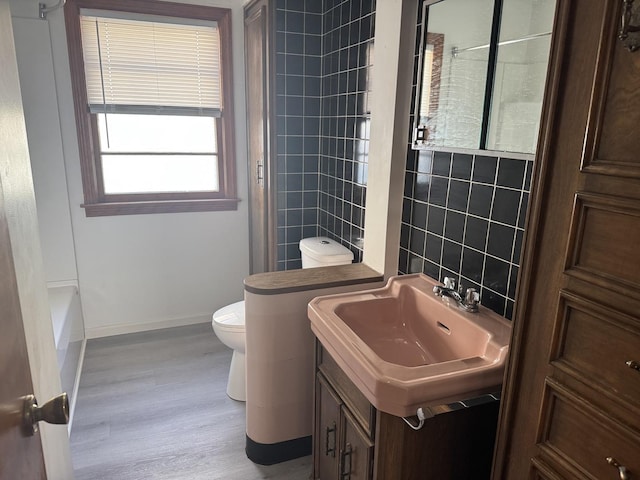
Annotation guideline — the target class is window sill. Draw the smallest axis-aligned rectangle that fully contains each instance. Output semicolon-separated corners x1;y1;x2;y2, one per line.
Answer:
82;198;240;216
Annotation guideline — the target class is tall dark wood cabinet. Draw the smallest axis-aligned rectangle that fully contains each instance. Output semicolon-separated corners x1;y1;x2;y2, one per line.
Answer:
244;0;276;274
493;1;640;478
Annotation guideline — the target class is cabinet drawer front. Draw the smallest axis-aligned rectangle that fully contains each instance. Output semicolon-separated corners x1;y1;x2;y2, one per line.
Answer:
539;381;640;480
552;292;640;413
317;343;375;436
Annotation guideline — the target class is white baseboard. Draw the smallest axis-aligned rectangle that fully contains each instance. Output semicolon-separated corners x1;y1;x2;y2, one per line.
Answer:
84;314;211;339
67;338;86;435
46;279;79;289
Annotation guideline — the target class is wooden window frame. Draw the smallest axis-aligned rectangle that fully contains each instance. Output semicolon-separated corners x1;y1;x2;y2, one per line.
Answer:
65;0;238;216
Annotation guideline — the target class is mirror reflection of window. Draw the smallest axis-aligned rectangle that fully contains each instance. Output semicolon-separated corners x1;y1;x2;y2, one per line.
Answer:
419;45;434;124
417;33;444;141
418;0;494;149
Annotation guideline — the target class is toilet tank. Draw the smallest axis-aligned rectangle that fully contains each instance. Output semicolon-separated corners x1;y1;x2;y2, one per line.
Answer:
299;237;354;268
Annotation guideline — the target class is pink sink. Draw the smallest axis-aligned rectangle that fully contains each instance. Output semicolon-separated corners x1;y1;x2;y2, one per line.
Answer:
308;274;512;417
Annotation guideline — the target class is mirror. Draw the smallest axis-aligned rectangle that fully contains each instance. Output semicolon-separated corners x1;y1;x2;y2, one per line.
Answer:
413;0;556;154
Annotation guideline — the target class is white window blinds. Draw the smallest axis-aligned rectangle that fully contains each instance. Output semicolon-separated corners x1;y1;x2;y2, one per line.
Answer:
80;13;222;116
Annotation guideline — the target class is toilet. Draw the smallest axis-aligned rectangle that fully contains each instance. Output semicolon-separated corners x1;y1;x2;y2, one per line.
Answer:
211;300;246;401
212;237;354;401
298;236;355;268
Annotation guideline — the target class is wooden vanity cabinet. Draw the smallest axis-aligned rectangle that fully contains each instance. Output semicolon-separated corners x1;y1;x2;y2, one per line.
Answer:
316;375;374;479
313;342;500;480
316;375;342;478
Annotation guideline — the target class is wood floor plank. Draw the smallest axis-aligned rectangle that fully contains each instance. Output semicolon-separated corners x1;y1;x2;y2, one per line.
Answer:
70;323;312;479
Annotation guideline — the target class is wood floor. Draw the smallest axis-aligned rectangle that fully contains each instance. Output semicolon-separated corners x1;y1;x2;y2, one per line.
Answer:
70;323;312;479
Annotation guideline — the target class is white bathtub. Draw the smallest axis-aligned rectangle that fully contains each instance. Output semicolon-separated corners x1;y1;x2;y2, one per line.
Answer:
47;284;85;431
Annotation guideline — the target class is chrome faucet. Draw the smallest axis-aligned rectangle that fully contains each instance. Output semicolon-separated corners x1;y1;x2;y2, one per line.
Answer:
433;277;480;313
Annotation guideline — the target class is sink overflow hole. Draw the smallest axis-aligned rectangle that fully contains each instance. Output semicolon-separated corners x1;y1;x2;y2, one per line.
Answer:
437;321;451;334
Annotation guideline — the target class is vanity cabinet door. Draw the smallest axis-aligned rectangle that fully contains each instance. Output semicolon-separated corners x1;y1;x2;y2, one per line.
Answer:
315;375;342;480
339;407;373;480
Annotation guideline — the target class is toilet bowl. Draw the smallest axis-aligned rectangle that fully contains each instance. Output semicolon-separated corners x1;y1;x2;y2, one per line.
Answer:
212;300;246;401
212;237;354;402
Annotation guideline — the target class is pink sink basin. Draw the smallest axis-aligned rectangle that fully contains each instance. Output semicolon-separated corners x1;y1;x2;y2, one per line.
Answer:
308;274;512;418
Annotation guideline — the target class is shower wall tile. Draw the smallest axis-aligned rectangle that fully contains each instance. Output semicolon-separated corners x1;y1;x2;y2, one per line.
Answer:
317;0;375;263
275;0;374;269
275;1;323;270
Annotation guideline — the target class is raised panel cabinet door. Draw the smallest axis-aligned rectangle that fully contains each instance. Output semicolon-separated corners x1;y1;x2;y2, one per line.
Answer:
244;0;276;274
492;0;640;478
339;408;373;480
315;375;342;480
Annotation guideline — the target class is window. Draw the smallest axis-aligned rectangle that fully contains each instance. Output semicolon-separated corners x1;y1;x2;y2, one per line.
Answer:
65;0;238;216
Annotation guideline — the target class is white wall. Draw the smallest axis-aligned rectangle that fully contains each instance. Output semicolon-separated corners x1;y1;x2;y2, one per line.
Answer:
363;0;417;278
11;0;250;338
12;16;78;286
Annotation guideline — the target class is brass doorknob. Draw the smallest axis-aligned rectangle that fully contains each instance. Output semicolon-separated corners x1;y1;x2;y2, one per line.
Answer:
22;393;69;436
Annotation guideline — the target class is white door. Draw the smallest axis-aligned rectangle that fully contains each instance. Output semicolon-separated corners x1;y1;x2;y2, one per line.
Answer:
0;1;74;478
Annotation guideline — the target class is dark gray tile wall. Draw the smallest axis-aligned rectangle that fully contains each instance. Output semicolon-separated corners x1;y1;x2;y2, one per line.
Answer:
274;0;374;269
275;0;323;270
398;13;532;319
274;1;529;318
399;150;531;319
317;0;375;263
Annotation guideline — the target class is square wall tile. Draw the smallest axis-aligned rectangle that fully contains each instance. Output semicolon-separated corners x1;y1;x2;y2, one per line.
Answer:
468;184;493;218
461;248;484;284
486;223;515;262
451;153;472;180
492;188;521;226
433;151;452;176
464;216;488;251
472;155;498;184
497;158;526;189
444;211;465;243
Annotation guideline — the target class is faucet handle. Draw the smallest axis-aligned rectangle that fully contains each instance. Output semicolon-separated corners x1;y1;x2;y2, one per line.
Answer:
465;288;480;306
443;277;456;290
